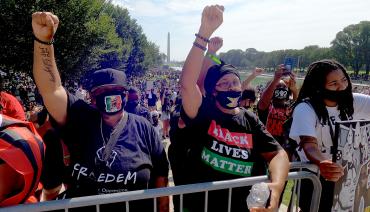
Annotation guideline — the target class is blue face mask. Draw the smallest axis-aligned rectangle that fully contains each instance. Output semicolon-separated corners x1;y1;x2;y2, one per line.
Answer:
95;90;126;115
215;90;242;109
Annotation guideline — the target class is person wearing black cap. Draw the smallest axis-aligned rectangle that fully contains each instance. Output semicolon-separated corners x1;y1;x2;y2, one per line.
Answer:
257;66;298;158
125;86;152;124
240;88;257;111
32;12;169;212
180;5;289;212
239;67;264;112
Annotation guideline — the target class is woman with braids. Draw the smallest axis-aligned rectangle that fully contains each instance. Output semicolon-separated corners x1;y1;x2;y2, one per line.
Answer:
289;59;370;211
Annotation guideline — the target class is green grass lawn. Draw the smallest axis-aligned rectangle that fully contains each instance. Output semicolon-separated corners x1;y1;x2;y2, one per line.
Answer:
239;73;304;88
282;180;295;206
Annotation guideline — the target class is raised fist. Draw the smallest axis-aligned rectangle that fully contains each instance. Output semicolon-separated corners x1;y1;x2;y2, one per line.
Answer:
252;68;264;76
274;64;285;81
208;37;223;53
32;12;59;42
200;5;224;36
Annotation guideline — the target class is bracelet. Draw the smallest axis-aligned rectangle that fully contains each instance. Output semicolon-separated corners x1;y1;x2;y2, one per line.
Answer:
34;35;54;45
206;52;222;65
193;42;207;51
195;33;210;43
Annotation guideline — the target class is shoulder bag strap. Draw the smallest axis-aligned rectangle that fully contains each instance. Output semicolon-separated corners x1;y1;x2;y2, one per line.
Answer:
102;112;129;162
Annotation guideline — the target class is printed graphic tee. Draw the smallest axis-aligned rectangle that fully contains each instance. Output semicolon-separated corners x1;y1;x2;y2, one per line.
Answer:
181;97;281;212
289;93;370;212
50;93;168;211
290;93;370;162
258;103;291;145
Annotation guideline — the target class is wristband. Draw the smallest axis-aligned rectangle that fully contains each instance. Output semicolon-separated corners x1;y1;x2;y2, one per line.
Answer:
195;33;210;43
193;42;207;51
34;35;54;45
206;52;222;65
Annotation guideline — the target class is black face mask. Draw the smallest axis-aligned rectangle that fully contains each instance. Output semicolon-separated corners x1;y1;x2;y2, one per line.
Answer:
215;90;241;109
321;89;347;102
273;87;289;100
95;90;126;115
126;100;139;109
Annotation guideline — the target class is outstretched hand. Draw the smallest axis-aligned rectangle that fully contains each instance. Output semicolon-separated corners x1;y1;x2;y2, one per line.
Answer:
208;37;223;53
32;12;59;42
200;5;224;37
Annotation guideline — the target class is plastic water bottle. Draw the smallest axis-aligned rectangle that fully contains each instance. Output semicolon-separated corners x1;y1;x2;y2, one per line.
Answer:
246;182;270;209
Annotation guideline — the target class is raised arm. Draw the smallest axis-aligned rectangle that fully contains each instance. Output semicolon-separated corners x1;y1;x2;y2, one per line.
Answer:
242;68;264;90
257;65;284;111
198;37;223;95
286;74;298;101
180;5;224;119
32;12;68;126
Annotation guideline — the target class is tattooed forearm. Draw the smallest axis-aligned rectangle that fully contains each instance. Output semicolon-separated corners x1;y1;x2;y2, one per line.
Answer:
39;47;56;82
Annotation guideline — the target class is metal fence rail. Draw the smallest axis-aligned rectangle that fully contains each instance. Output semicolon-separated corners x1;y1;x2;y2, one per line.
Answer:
1;163;321;212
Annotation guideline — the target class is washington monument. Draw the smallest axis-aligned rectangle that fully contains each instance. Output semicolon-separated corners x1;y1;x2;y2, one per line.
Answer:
167;32;170;63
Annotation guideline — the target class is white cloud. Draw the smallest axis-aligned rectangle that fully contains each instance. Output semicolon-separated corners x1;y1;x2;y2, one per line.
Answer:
112;0;370;61
218;0;370;52
113;0;245;17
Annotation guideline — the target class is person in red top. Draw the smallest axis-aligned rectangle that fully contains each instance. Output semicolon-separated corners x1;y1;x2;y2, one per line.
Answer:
0;114;45;207
0;91;26;121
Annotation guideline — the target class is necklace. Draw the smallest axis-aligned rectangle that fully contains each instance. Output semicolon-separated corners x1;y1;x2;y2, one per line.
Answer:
100;118;109;146
99;114;125;147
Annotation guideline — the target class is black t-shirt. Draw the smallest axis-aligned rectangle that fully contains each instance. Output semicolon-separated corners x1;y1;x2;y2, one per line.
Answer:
182;97;280;180
168;108;198;186
180;97;281;212
147;92;157;107
49;93;168;209
40;129;69;190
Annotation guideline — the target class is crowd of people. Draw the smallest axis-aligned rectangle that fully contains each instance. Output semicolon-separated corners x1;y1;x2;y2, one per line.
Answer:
0;5;370;212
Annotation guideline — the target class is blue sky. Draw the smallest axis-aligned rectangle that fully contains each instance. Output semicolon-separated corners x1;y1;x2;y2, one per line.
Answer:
112;0;370;61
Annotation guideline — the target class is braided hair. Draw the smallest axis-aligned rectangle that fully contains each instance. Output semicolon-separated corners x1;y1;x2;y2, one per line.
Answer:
296;59;353;124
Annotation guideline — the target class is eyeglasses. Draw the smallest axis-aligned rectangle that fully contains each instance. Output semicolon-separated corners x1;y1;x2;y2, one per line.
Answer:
215;80;241;89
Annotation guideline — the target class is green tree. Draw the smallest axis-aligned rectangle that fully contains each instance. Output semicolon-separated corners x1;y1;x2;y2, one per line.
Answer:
1;0;164;81
331;21;370;75
0;0;36;73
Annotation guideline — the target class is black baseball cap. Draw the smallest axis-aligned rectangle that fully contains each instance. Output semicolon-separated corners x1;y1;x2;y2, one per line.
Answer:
241;89;256;101
89;68;127;92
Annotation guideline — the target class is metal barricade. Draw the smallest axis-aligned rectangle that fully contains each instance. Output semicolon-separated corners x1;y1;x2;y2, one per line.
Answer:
1;163;321;212
288;162;320;212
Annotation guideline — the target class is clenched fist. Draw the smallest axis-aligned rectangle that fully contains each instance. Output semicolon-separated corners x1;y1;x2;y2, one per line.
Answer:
200;5;224;37
208;37;223;53
32;12;59;42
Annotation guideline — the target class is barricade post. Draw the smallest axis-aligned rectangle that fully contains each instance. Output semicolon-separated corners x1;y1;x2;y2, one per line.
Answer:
1;163;321;212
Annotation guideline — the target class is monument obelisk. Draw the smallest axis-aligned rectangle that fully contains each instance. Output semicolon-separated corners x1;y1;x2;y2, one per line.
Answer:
167;32;170;64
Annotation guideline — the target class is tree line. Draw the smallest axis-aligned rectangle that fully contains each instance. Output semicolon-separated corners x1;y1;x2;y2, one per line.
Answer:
219;21;370;76
0;0;166;81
